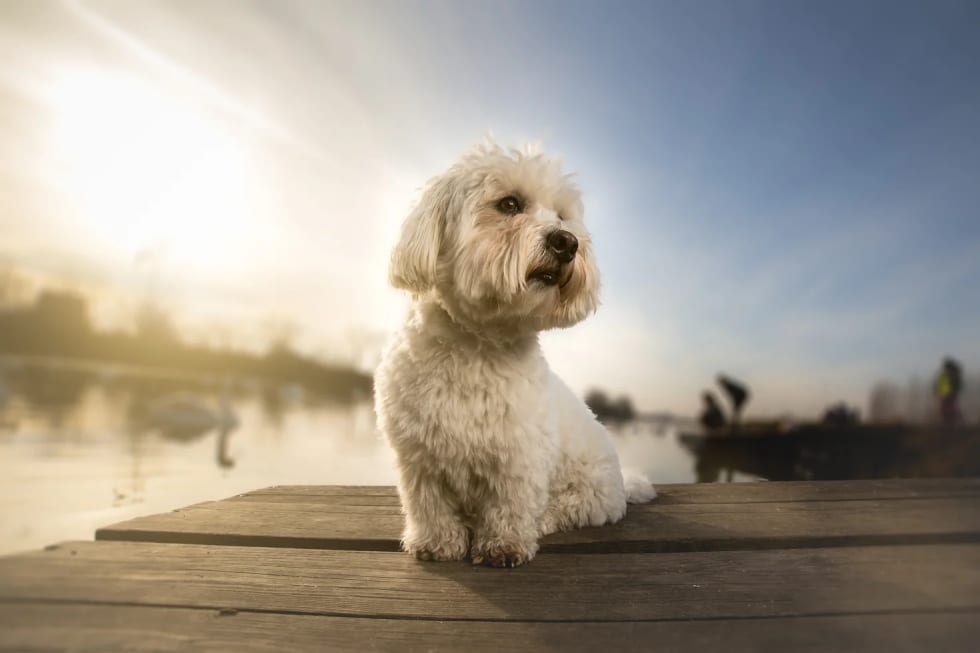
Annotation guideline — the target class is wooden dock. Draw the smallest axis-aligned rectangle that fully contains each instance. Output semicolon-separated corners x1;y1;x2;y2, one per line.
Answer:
2;478;979;651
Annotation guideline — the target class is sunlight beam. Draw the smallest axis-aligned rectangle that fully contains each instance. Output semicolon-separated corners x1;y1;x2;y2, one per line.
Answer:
64;0;326;162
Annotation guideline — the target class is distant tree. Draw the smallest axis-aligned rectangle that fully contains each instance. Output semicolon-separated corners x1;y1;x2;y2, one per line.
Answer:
585;389;611;417
905;376;930;424
0;289;94;356
261;317;299;355
612;396;636;421
135;302;180;344
869;381;903;422
0;282;373;399
0;265;34;307
33;290;91;333
585;389;636;422
822;401;860;426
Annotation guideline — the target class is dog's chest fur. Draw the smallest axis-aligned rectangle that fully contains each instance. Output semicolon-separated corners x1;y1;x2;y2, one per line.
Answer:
376;302;559;485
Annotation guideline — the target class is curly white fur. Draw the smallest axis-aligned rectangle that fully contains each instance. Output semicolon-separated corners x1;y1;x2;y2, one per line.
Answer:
375;143;656;568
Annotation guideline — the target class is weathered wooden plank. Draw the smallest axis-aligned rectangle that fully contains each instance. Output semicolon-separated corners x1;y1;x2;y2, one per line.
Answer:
98;501;403;551
1;603;977;652
97;495;980;553
234;478;980;504
1;542;978;621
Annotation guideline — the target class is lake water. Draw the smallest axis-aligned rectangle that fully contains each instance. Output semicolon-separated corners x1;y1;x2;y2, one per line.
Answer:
0;357;750;555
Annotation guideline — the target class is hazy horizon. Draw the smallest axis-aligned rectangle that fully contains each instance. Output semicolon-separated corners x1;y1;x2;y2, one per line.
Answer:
2;0;979;418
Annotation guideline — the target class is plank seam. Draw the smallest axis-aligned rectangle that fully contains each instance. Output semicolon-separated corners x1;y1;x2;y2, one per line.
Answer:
93;529;980;554
233;493;980;505
646;493;980;505
1;597;977;624
93;530;401;551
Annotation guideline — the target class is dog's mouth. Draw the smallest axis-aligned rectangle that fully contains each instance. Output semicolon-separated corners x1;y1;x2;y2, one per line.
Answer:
528;266;573;289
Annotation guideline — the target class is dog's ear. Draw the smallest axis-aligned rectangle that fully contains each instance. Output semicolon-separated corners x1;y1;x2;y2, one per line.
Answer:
390;173;459;293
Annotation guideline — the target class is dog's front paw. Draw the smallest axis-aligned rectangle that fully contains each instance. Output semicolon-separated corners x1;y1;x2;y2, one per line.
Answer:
410;543;466;562
470;539;538;568
403;527;469;562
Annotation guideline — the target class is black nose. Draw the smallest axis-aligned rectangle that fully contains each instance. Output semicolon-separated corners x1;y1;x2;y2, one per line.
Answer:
547;230;578;264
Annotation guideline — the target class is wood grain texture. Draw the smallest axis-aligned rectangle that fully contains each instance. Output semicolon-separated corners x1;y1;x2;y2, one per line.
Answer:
2;542;978;622
6;480;980;651
2;603;978;653
234;478;980;504
97;494;980;553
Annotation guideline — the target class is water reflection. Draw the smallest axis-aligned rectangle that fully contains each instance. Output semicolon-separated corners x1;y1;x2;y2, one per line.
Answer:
680;423;980;482
0;356;733;555
0;356;404;554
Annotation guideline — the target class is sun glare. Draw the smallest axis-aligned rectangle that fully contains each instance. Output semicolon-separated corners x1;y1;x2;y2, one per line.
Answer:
44;69;254;268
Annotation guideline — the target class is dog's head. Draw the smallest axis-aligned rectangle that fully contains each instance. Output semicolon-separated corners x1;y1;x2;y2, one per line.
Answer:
390;143;600;333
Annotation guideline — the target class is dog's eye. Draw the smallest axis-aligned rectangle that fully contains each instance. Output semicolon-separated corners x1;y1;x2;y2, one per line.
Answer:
496;196;522;216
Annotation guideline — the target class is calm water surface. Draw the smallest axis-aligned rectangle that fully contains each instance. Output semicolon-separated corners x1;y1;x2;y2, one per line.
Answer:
0;358;747;555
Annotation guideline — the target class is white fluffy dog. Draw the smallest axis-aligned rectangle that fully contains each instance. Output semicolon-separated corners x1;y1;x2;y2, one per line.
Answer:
375;143;656;568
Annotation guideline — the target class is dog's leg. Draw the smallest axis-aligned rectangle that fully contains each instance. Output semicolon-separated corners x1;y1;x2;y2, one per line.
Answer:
541;458;628;535
470;478;545;568
398;467;469;562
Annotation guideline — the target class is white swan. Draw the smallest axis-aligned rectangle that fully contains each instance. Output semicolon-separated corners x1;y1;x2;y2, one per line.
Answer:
145;391;238;436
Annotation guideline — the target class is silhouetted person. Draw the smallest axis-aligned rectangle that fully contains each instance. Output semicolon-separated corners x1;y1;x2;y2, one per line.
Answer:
717;374;750;426
934;357;963;426
700;391;726;431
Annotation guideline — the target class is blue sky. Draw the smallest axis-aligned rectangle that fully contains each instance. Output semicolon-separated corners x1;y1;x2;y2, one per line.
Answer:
2;0;979;415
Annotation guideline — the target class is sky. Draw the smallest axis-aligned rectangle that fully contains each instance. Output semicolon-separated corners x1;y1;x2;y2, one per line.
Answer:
1;0;979;417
